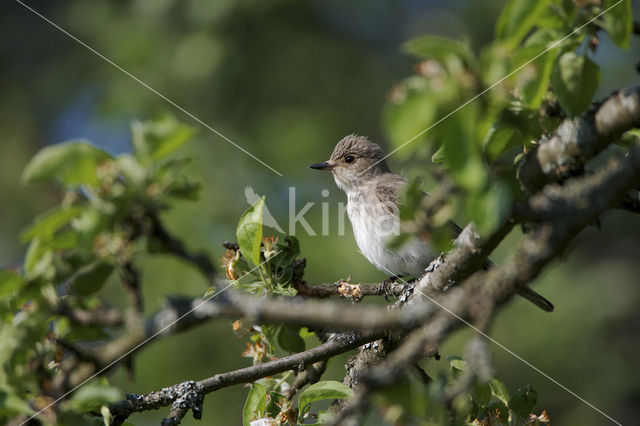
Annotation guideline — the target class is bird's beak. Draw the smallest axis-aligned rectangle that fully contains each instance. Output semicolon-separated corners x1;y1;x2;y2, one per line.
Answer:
309;162;334;171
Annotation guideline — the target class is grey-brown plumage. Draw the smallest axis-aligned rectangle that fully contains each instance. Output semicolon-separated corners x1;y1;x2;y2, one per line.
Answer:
310;134;554;312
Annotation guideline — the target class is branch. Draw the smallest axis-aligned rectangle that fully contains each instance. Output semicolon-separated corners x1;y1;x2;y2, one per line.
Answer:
294;278;412;301
412;220;514;299
148;211;217;283
518;85;640;191
51;295;230;395
109;330;384;425
55;303;124;328
120;262;143;316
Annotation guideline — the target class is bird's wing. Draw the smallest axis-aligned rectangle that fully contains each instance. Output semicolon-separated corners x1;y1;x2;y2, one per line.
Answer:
374;183;400;215
375;175;462;236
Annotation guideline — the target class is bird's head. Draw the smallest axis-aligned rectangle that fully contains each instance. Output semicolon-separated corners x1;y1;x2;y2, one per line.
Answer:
309;134;390;192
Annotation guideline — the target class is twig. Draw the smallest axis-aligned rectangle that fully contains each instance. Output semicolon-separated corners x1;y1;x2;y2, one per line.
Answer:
56;303;124;328
294;279;413;300
109;330;385;424
285;361;327;400
148;210;217;282
120;262;143;315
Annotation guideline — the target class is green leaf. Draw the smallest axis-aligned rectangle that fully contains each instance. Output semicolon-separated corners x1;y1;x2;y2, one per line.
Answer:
402;35;475;67
24;239;55;280
473;382;492;408
116;154;147;186
298;381;354;419
551;52;600;117
511;41;560;108
384;80;438;155
439;105;487;192
399;178;424;221
72;262;114;296
484;102;542;163
0;270;26;299
48;230;80;250
236;197;265;265
483;401;510;422
467;182;512;235
22;140;112;187
131;116;195;163
277;325;305;353
483;126;518;163
495;0;550;48
602;0;632;49
242;382;267;426
20;206;85;244
316;409;334;424
67;379;123;412
489;377;510;406
431;144;446;163
508;385;537;420
0;387;34;417
448;356;467;379
167;180;202;200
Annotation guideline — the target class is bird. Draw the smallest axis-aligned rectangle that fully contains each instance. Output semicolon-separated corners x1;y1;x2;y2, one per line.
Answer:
309;134;554;312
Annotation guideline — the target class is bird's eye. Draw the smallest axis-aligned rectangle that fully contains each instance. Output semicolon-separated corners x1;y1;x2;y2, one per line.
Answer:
345;155;355;164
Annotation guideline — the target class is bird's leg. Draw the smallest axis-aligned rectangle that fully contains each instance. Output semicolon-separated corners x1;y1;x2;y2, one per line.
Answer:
381;275;404;301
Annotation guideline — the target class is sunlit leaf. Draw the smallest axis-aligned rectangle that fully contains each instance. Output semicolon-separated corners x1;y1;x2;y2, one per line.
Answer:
495;0;550;48
20;206;85;244
602;0;632;49
403;35;475;67
67;378;123;412
24;239;55;280
131;115;196;163
0;270;25;299
242;382;267;426
448;356;467;379
298;381;354;418
384;79;438;155
237;197;265;265
22;140;112;187
511;32;561;108
439;105;487;192
489;378;510;406
551;52;600;117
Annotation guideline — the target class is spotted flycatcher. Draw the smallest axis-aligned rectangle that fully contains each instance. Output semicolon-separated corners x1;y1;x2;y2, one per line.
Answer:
310;134;553;312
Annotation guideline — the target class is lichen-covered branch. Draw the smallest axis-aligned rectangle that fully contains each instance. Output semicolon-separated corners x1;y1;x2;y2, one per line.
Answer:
108;330;384;425
518;85;640;191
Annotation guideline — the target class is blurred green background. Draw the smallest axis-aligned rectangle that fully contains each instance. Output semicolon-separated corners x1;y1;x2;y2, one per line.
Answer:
1;0;639;424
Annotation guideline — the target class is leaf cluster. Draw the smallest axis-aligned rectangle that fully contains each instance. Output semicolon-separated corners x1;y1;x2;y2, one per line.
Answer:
388;0;633;239
0;115;199;424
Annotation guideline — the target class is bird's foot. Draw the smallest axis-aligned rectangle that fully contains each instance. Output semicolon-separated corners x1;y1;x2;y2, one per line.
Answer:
381;275;404;301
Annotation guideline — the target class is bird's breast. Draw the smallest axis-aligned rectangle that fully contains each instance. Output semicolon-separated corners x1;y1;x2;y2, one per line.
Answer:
346;191;434;277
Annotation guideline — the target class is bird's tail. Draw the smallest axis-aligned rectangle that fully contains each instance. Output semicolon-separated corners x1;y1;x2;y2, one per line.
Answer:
517;287;554;312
